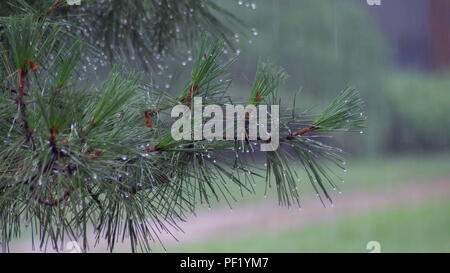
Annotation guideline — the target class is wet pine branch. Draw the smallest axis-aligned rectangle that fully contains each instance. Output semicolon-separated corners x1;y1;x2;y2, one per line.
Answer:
0;5;366;253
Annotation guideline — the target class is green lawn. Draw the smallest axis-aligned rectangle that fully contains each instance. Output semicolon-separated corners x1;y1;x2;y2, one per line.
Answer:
213;154;450;205
339;154;450;190
172;198;450;253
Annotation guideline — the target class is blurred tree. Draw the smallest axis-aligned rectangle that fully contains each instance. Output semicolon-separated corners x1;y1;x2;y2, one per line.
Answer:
221;0;387;99
384;73;450;152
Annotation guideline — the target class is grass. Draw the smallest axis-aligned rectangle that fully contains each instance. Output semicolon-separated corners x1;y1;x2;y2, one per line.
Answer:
212;154;450;206
171;198;450;253
339;154;450;190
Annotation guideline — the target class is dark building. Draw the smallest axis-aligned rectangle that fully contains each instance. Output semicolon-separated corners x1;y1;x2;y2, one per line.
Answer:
359;0;450;71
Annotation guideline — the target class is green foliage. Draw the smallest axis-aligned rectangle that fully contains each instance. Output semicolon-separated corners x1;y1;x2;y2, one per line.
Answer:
53;41;84;89
0;2;366;253
0;0;246;71
248;62;287;105
180;38;234;101
314;88;365;132
1;15;61;71
383;73;450;150
220;0;387;97
92;69;140;125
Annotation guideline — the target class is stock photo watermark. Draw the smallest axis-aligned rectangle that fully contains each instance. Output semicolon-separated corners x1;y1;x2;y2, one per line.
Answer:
67;0;81;6
170;97;280;151
366;241;382;253
367;0;381;6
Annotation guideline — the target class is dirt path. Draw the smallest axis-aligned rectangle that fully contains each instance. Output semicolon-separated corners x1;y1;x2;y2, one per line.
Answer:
7;178;450;252
158;178;450;246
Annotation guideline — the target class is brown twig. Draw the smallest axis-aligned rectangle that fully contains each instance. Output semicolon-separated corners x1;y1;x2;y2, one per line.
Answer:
144;111;154;128
291;125;319;136
48;130;60;156
15;69;35;146
42;0;65;18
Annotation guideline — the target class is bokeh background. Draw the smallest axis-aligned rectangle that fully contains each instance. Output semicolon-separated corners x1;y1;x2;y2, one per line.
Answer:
163;0;450;253
10;0;450;252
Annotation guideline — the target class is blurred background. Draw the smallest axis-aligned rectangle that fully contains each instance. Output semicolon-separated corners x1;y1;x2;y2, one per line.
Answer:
160;0;450;253
10;0;450;252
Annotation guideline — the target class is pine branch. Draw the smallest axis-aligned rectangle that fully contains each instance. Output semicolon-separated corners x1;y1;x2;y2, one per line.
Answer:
15;69;34;145
0;5;367;253
0;0;247;71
